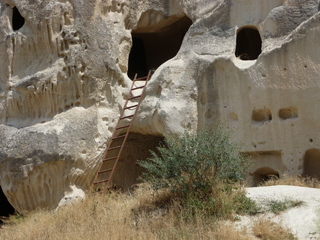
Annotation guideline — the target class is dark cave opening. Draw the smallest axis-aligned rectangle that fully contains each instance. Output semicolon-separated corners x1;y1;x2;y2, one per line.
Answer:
235;27;262;60
252;167;279;186
128;15;192;79
303;149;320;180
128;37;148;78
0;186;15;224
112;133;165;190
12;7;25;31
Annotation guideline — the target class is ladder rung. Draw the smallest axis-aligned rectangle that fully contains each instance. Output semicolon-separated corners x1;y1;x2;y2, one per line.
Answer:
120;114;134;120
98;168;113;174
127;95;142;100
132;85;145;90
124;104;138;110
135;76;147;80
108;146;121;151
112;135;126;140
94;179;109;185
103;156;117;162
115;125;130;130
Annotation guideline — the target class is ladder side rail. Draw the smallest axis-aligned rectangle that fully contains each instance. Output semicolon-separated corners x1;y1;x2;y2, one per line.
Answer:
105;71;151;188
91;74;138;188
100;73;138;161
130;70;151;124
104;118;132;188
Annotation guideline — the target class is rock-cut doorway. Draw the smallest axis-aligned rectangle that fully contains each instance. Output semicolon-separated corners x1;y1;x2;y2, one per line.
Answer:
128;15;192;79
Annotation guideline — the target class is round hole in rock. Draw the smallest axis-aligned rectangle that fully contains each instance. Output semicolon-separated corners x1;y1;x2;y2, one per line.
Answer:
279;107;298;120
0;186;15;224
252;108;272;123
128;15;192;79
12;7;25;31
235;26;262;60
303;149;320;180
251;167;279;186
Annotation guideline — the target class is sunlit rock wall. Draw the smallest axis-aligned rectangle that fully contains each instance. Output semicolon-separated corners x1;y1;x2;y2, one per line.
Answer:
135;0;320;185
1;0;320;211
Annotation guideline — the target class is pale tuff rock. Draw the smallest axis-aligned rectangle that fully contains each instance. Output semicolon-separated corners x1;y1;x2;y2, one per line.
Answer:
57;185;85;209
0;0;320;211
245;186;320;240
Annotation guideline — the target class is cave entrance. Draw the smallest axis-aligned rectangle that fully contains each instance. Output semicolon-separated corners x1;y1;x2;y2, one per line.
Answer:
252;167;279;186
112;133;164;190
303;149;320;179
235;26;262;60
12;7;25;31
128;15;192;79
0;186;15;224
128;37;148;78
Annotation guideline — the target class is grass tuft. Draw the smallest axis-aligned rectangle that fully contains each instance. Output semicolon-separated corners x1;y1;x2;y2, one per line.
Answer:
267;199;304;214
260;174;320;188
252;219;298;240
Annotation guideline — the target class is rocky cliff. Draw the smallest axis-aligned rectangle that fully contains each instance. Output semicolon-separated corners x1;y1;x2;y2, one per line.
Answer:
1;0;320;212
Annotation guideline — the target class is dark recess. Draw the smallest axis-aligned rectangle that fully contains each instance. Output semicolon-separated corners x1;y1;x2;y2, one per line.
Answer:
235;27;262;60
303;149;320;180
252;167;279;186
12;7;25;31
128;38;148;78
128;16;192;79
0;186;15;225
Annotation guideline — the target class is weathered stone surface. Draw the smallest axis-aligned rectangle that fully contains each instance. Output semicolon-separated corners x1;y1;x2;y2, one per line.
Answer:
134;0;320;185
1;0;320;211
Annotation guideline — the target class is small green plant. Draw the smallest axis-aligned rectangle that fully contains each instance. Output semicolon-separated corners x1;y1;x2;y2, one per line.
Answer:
233;190;260;216
138;127;252;219
265;199;304;214
267;200;288;214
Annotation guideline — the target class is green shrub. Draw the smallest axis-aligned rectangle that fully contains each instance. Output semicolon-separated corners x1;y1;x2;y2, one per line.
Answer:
138;127;253;219
139;127;250;195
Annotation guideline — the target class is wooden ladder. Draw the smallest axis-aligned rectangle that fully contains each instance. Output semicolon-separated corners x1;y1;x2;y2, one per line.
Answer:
91;71;152;191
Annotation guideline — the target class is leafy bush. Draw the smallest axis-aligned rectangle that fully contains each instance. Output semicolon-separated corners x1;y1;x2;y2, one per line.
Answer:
138;127;253;219
139;127;250;195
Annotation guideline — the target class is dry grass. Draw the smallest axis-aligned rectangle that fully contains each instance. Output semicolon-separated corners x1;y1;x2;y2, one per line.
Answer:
260;175;320;188
0;184;302;240
252;219;297;240
0;186;254;240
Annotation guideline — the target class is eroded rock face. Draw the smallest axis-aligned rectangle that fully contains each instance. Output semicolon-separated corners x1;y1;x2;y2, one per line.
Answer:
134;0;320;185
1;0;320;211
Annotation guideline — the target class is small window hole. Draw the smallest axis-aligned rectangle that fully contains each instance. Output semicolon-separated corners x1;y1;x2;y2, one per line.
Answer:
252;108;272;124
235;27;262;60
279;107;298;120
12;7;25;31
